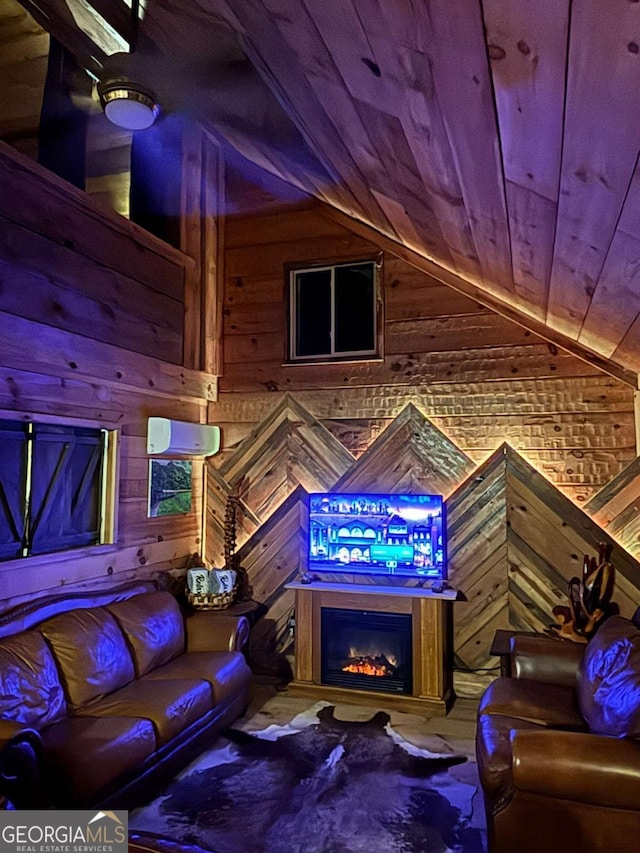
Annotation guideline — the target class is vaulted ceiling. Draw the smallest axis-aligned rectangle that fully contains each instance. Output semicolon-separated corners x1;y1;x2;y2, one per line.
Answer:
8;0;640;383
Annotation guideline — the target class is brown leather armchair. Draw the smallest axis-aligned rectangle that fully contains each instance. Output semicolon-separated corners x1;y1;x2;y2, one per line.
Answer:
476;617;640;853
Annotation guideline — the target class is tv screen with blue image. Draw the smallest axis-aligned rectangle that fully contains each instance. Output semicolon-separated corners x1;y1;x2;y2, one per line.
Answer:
308;492;446;580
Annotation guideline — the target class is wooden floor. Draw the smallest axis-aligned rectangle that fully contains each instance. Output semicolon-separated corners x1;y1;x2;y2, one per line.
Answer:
420;696;479;740
244;676;480;745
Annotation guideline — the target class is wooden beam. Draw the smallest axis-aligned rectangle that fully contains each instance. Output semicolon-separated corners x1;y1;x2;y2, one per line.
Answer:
38;37;91;189
130;114;184;248
87;0;132;43
202;136;224;376
320;206;638;389
181;125;204;371
17;0;106;76
179;129;224;374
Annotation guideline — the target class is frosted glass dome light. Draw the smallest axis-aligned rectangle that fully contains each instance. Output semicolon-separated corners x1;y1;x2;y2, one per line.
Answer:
98;78;160;130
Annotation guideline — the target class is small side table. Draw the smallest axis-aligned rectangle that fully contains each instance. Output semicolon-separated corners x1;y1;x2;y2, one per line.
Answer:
217;599;267;665
490;629;541;677
222;598;267;626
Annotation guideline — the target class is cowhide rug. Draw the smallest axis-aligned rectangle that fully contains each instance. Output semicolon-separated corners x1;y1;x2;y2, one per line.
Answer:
131;700;486;853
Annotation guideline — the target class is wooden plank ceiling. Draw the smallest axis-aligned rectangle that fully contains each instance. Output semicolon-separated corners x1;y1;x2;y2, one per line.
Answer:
8;0;640;380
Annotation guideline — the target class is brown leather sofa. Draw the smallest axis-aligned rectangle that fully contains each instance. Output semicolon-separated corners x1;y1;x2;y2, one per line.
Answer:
0;582;252;809
476;615;640;853
128;832;215;853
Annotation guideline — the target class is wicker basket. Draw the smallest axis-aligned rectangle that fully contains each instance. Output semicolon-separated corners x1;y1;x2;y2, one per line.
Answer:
186;588;236;610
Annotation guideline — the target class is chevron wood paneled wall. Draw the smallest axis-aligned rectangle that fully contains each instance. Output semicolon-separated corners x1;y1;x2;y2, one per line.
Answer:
206;396;640;695
584;457;640;556
205;395;354;567
334;403;475;494
447;444;640;692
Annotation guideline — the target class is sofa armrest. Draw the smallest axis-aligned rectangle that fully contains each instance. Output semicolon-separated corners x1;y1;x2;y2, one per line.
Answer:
510;634;584;686
0;721;43;808
0;721;41;753
185;611;250;653
512;729;640;809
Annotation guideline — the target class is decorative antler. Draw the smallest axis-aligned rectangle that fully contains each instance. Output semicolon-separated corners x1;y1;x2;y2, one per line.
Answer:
551;543;615;643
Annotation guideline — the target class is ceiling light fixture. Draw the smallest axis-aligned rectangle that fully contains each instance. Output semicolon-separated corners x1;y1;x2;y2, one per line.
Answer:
98;76;160;130
98;0;160;131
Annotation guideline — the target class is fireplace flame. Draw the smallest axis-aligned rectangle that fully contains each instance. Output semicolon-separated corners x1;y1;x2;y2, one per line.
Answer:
342;652;397;677
347;647;397;666
343;660;389;676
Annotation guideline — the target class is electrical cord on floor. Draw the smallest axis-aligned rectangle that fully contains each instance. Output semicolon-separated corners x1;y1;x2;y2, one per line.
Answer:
452;658;502;700
453;653;501;673
454;664;501;672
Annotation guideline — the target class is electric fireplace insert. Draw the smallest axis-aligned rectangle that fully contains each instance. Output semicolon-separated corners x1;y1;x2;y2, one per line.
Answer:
321;607;413;695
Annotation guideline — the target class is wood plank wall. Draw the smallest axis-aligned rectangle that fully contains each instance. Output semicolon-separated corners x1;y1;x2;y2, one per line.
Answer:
585;457;640;555
202;164;639;689
0;142;216;613
0;0;48;160
205;393;640;695
447;444;640;694
212;167;637;507
0;144;188;364
0;0;133;217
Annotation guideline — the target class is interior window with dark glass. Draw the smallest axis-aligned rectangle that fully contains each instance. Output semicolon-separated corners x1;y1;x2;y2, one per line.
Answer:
294;268;332;357
334;263;375;354
290;260;378;361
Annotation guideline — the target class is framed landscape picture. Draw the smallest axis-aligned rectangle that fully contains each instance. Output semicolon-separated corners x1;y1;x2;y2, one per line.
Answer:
148;459;193;517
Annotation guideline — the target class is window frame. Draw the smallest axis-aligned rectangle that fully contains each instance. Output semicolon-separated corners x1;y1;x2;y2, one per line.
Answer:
286;256;383;364
0;416;118;563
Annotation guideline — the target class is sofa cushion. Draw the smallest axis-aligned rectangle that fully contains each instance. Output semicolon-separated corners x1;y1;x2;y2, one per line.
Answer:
77;677;213;746
479;676;585;729
143;651;251;704
39;608;135;709
40;714;156;806
578;615;640;737
108;592;185;678
0;631;66;727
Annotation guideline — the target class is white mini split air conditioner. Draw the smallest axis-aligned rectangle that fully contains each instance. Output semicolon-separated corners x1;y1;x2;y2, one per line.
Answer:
147;417;221;457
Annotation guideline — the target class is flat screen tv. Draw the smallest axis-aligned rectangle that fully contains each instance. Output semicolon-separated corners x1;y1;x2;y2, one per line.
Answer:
307;492;446;580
